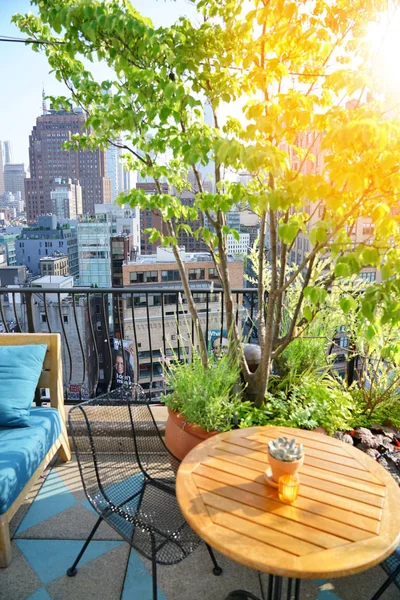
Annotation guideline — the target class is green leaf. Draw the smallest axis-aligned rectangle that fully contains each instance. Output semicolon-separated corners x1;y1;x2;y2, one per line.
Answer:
339;296;357;314
303;306;313;322
335;263;351;278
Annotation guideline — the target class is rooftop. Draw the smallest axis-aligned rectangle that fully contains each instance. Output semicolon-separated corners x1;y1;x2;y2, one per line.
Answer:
127;247;242;266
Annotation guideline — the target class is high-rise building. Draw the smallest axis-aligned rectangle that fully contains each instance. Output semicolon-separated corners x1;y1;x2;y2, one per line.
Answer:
4;141;13;165
25;107;112;221
106;143;125;202
4;163;27;204
51;178;82;219
77;221;112;287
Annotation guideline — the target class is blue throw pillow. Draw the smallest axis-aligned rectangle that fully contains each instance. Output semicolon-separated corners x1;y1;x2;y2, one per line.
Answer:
0;344;47;427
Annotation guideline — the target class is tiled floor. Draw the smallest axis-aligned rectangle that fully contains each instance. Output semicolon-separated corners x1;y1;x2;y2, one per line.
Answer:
1;457;398;600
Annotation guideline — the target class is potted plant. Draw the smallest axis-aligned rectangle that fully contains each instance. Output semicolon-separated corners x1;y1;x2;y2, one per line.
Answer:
267;437;304;484
163;352;243;460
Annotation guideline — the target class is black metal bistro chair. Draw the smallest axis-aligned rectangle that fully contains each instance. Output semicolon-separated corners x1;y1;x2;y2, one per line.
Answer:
66;385;222;600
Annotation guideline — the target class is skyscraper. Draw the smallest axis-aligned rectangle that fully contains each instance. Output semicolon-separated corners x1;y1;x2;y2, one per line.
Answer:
25;107;112;222
4;141;13;165
4;163;27;204
106;143;125;202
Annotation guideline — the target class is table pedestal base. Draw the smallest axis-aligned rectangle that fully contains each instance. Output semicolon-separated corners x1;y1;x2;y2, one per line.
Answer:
226;575;301;600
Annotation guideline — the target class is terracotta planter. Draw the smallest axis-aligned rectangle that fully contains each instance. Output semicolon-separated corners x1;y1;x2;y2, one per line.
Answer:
268;453;304;483
165;407;218;461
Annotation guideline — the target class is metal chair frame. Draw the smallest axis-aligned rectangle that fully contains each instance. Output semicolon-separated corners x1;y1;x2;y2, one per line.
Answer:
66;384;222;600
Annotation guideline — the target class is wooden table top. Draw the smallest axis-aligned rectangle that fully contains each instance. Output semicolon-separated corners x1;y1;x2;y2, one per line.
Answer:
176;426;400;579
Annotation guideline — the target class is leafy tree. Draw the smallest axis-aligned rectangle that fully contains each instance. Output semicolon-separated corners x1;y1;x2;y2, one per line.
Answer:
15;0;400;406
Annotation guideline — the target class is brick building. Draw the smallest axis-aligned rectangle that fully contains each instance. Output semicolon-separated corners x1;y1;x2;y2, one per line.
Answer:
25;107;111;221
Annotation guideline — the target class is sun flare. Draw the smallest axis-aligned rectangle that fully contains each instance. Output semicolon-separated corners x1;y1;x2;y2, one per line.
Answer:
367;7;400;101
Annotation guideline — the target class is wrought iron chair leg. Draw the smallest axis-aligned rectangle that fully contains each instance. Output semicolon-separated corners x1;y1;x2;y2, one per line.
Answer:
294;579;301;600
151;535;158;600
370;563;400;600
267;574;274;600
205;542;223;575
66;515;103;577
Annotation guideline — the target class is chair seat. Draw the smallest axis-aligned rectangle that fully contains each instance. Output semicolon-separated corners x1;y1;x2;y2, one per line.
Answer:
381;546;400;589
89;477;201;565
0;407;61;515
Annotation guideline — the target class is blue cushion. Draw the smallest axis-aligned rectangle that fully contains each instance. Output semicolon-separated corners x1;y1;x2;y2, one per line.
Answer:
0;344;47;427
0;407;62;515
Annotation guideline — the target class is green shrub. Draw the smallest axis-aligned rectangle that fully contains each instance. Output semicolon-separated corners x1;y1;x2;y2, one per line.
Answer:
162;354;243;432
263;374;355;435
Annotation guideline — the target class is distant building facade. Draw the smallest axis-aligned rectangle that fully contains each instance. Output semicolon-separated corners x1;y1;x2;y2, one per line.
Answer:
77;220;112;287
4;163;26;204
40;255;69;277
25;107;112;221
16;216;78;276
51;178;82;219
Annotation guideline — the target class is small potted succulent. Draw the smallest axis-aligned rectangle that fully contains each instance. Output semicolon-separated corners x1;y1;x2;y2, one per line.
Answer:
267;437;304;483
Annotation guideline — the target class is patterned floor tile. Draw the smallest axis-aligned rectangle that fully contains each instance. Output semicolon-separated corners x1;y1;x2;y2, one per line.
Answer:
15;539;124;585
16;471;77;535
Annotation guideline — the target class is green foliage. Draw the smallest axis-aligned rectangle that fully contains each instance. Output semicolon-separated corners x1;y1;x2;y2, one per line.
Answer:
272;337;329;383
162;353;243;432
264;374;355;435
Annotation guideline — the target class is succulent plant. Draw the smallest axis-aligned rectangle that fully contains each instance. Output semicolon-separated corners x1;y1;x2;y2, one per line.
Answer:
268;437;304;462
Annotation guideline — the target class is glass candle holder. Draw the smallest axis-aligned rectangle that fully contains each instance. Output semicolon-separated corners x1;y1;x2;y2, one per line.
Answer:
278;473;300;503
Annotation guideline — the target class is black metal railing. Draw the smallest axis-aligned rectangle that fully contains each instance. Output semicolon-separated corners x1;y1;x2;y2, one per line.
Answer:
0;286;261;403
0;286;350;403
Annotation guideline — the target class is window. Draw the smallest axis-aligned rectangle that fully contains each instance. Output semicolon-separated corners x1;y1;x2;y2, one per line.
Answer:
208;268;219;280
130;270;158;283
362;223;374;236
96;321;102;331
63;315;69;324
360;271;376;283
339;337;349;348
161;270;180;282
41;313;47;323
188;268;205;281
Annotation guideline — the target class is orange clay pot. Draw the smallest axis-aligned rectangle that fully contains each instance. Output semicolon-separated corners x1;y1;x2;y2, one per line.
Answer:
165;407;218;461
268;453;304;483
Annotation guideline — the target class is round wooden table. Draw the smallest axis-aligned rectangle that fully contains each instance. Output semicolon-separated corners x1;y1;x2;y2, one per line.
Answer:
176;426;400;600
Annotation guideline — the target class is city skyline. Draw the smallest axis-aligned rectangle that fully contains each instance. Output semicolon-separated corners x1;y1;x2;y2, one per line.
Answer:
0;0;195;167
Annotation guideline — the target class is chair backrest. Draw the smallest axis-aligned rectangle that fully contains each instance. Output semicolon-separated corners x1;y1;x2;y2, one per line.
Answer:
0;333;64;409
68;386;173;510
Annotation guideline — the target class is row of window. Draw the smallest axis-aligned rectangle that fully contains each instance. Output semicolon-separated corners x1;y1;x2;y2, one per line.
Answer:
129;267;219;284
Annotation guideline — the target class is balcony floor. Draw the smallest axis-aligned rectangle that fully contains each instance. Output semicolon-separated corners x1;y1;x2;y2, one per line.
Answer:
1;456;397;600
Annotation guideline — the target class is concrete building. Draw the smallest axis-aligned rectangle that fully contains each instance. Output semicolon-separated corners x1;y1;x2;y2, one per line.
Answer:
77;220;112;287
40;255;69;277
226;232;250;256
121;247;244;395
16;215;78;277
4;164;26;204
25;107;112;221
51;178;82;219
0;265;27;286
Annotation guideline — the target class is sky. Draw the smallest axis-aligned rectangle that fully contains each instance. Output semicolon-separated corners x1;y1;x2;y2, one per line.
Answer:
0;0;197;168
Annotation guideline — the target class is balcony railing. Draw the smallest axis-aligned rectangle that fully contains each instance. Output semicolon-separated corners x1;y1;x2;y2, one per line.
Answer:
0;285;351;403
0;286;261;403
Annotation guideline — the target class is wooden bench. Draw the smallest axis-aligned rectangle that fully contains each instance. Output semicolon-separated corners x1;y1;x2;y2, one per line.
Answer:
0;333;71;567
